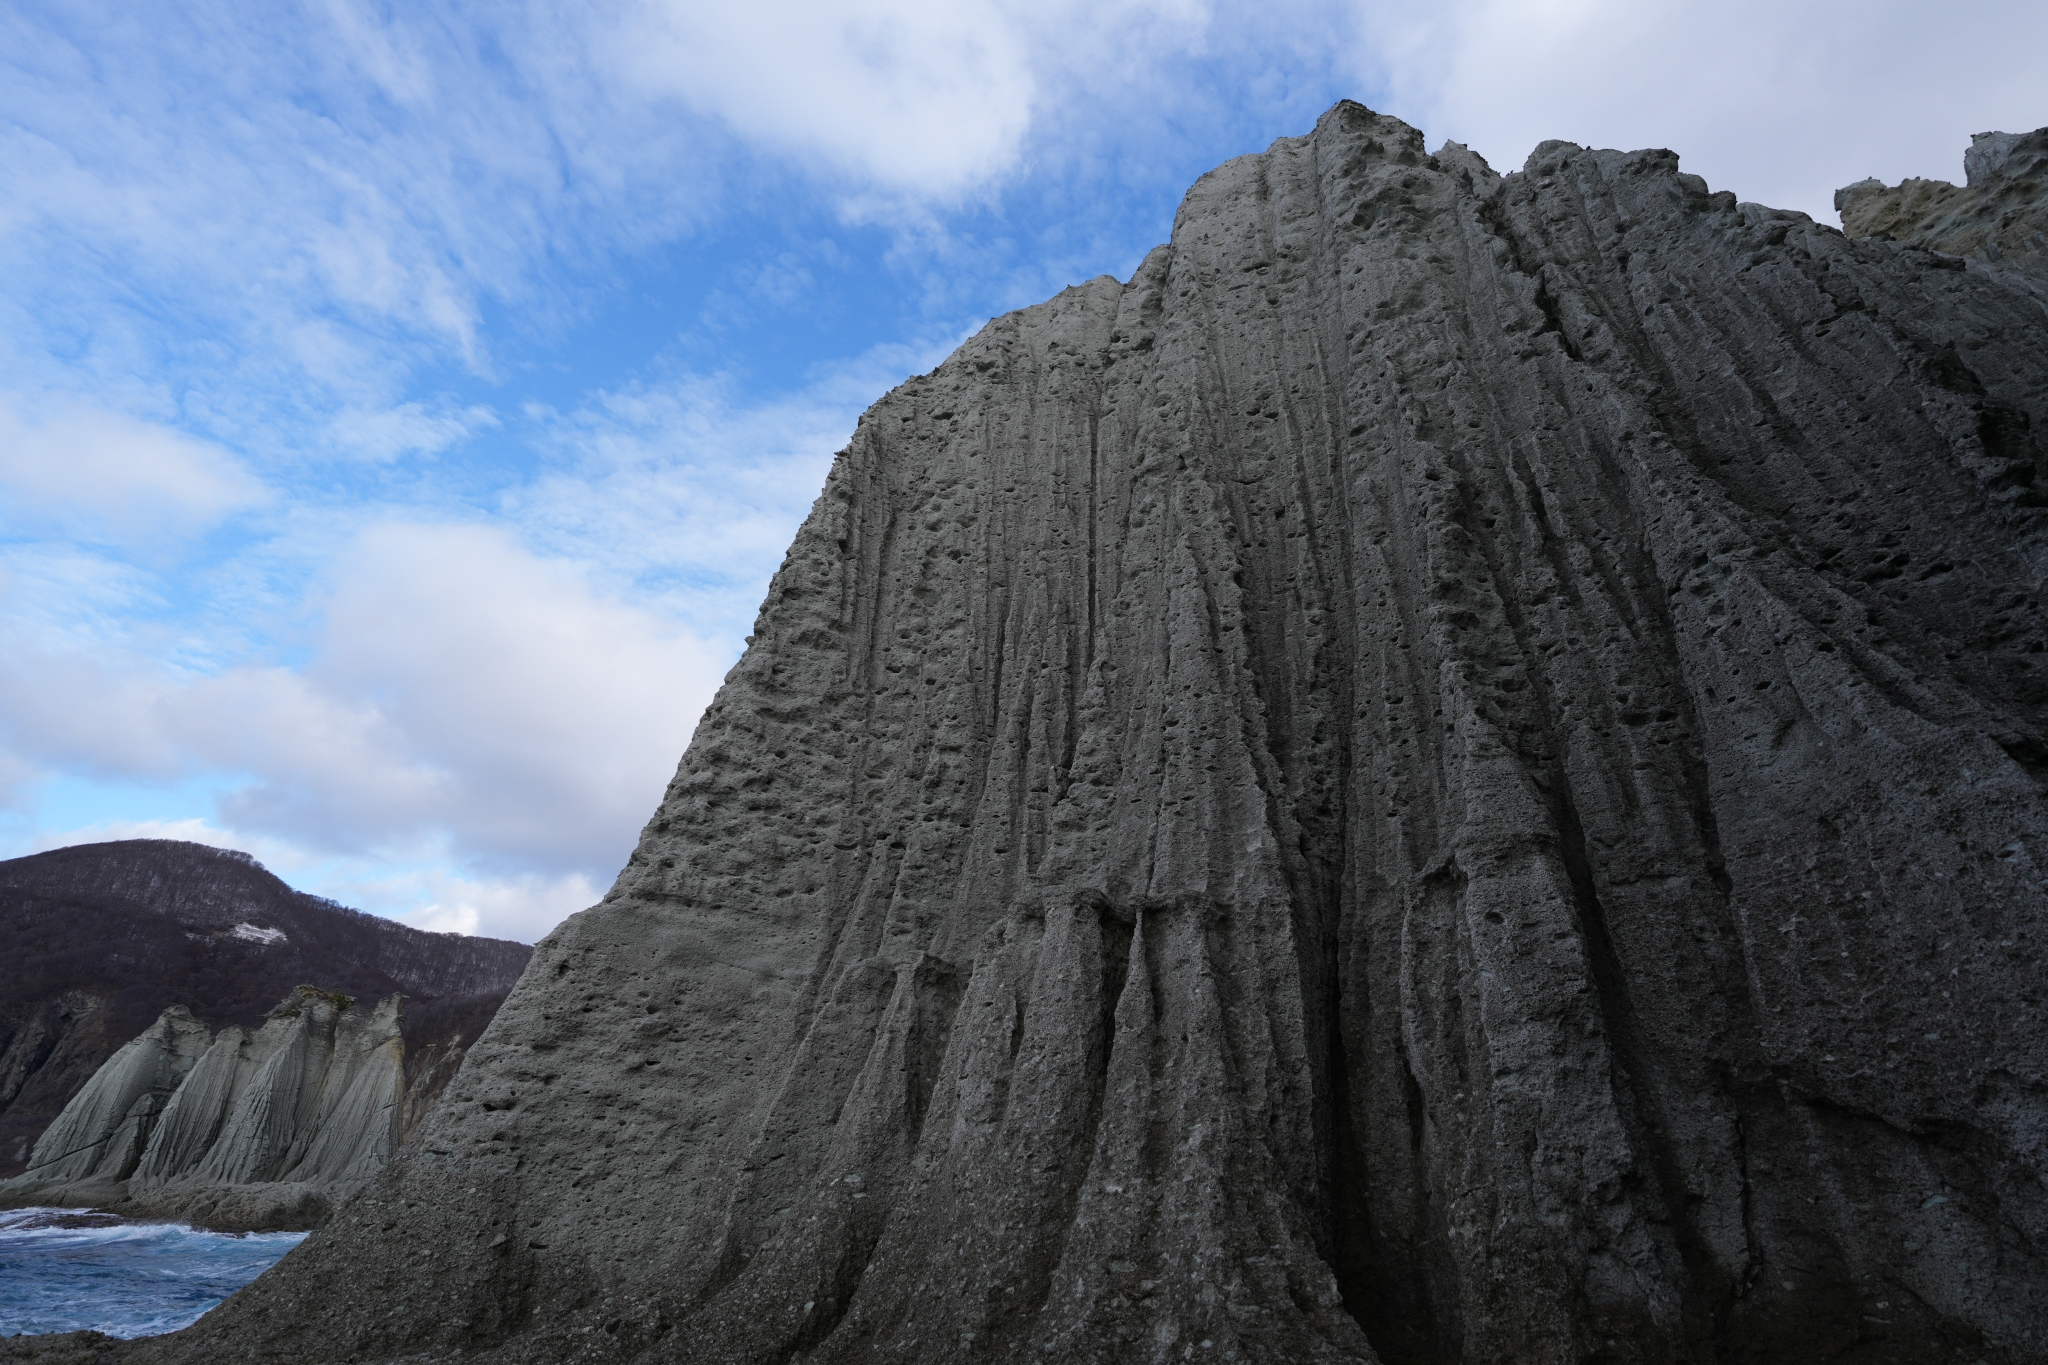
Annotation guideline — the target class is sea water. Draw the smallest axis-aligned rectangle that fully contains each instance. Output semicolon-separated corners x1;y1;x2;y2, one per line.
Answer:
0;1207;305;1339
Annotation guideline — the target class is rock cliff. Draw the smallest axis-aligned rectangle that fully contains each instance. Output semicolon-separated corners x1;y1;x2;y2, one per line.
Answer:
118;104;2048;1363
1837;126;2048;273
0;840;531;1176
5;988;410;1229
8;1009;210;1188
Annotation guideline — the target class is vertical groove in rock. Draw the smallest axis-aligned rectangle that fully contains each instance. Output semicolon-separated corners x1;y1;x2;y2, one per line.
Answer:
152;104;2048;1365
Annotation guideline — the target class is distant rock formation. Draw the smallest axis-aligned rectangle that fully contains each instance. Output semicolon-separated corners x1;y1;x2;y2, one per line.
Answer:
4;988;414;1230
91;104;2048;1363
0;840;531;1178
1838;126;2048;272
10;1008;210;1188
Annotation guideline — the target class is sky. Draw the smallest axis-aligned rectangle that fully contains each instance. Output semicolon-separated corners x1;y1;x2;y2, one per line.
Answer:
3;0;2043;943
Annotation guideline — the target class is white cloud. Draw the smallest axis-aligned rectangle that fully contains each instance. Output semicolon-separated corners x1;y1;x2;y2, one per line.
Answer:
1359;0;2048;222
615;0;1214;202
322;401;499;464
198;521;727;867
617;0;1038;197
1;1;711;434
511;335;959;636
1;0;1228;416
0;336;935;938
0;646;185;781
0;748;38;813
0;400;268;544
0;0;1258;503
350;866;604;943
0;521;726;879
0;545;170;654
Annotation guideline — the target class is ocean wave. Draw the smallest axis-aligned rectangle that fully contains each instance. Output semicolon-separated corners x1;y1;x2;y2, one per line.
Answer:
0;1206;306;1339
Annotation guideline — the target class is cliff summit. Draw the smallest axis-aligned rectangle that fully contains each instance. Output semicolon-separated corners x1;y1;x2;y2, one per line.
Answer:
1837;125;2048;271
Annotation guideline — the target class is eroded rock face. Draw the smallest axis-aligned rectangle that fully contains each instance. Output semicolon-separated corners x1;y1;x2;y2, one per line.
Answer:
5;989;408;1229
154;103;2048;1364
0;839;532;1177
11;1008;210;1186
1837;126;2048;273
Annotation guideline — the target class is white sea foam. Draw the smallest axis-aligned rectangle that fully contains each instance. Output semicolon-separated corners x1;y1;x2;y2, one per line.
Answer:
0;1207;305;1338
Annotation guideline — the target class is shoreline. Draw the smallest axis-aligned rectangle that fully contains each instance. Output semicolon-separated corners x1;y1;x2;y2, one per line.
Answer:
0;1183;330;1234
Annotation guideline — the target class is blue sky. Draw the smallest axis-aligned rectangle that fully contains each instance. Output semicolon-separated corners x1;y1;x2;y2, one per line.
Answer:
3;0;2043;941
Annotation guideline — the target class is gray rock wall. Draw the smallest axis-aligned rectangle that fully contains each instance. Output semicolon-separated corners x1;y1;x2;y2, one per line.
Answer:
147;103;2048;1364
4;988;407;1228
0;839;531;1178
11;1008;209;1185
1838;126;2048;273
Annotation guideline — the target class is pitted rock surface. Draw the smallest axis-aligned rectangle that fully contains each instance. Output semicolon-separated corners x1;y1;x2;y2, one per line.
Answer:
130;103;2048;1364
1837;125;2048;275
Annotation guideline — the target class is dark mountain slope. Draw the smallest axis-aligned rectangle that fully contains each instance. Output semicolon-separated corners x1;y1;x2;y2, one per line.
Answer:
0;840;530;1175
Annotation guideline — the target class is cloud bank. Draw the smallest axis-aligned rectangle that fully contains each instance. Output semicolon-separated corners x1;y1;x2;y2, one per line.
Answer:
1;521;724;861
3;0;2040;939
1365;0;2048;220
